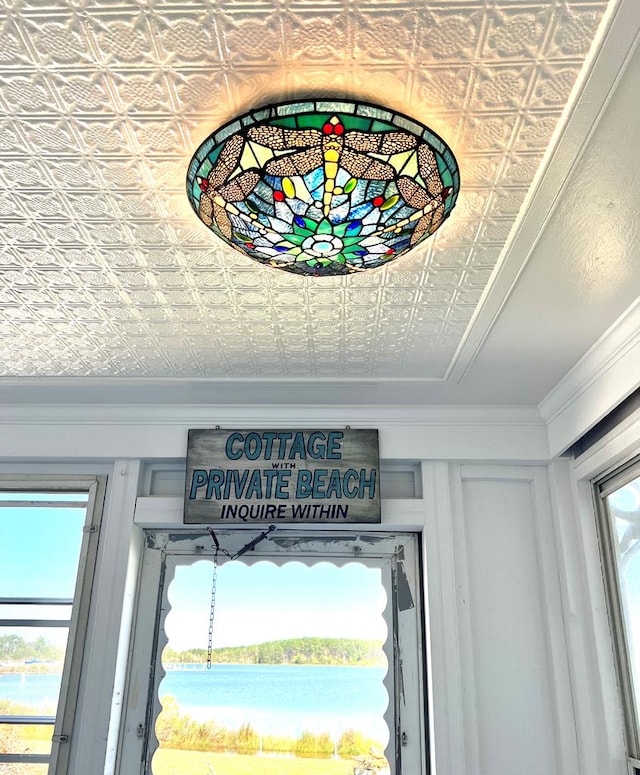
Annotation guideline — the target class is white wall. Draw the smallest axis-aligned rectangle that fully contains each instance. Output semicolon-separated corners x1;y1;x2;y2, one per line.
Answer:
0;404;627;775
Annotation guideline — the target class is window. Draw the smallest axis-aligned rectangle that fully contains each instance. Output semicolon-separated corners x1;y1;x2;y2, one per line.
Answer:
0;478;105;774
120;529;427;775
596;457;640;771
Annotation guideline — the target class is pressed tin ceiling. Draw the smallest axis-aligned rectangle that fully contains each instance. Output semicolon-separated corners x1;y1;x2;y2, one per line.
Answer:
0;1;611;380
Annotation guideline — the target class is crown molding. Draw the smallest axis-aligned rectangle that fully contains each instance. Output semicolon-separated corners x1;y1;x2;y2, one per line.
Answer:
445;0;639;384
541;298;640;457
0;404;549;463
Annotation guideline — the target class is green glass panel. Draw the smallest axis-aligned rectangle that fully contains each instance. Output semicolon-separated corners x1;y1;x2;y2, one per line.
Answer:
441;169;453;189
298;113;329;129
370;119;397;133
339;115;373;132
271;117;297;129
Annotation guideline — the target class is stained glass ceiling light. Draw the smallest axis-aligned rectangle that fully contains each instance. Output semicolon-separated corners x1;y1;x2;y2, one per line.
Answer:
187;100;459;277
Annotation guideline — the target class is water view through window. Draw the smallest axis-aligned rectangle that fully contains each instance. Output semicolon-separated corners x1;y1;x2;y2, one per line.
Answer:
152;560;391;775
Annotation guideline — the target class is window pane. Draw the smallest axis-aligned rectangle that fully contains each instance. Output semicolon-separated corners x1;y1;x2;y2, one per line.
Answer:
0;627;68;716
605;474;640;723
0;765;49;774
0;605;72;622
0;504;85;598
0;724;53;756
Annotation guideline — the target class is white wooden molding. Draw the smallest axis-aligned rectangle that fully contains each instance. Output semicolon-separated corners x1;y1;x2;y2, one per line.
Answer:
547;460;627;775
446;0;639;384
541;298;640;457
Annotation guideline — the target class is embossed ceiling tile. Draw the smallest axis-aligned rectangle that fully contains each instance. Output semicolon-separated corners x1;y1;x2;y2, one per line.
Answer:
512;112;563;152
171;224;218;248
96;159;144;190
379;306;412;323
490;187;529;216
478;218;513;243
219;10;285;64
462;267;494;287
461;154;502;186
416;288;456;306
286;12;351;62
270;289;306;307
0;191;21;218
345;288;381;306
381;288;418;305
129;222;175;246
469;65;535;112
108;71;170;114
344;307;376;322
434;216;482;246
197;291;232;307
499;152;544;186
49;70;114;114
428;246;470;268
0;72;60;113
482;6;550;60
144;157;185;191
425;268;464;287
350;68;413;108
454;288;483;305
1;221;39;244
89;13;157;66
153;11;222;65
0;118;24;153
238;290;270;306
467;244;503;268
458;113;518;153
107;192;157;220
14;117;76;155
546;5;607;58
454;188;492;219
225;69;290;116
0;16;33;66
171;71;228;119
353;11;417;62
412;67;473;113
128;119;188;156
386;271;424;288
23;15;93;66
73;118;128;155
309;307;342;324
530;64;583;108
416;7;483;62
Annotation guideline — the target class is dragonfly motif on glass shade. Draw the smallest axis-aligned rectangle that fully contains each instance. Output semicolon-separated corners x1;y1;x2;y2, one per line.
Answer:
247;116;418;216
394;145;452;244
196;134;261;240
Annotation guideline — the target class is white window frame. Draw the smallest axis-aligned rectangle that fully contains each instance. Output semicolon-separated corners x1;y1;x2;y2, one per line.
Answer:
595;455;640;772
118;527;428;775
0;475;106;774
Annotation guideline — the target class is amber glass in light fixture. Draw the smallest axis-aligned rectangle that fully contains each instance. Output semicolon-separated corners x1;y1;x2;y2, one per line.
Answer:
187;100;459;277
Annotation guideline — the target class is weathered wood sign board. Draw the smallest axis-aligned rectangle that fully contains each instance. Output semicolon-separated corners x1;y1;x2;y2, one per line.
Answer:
184;429;380;524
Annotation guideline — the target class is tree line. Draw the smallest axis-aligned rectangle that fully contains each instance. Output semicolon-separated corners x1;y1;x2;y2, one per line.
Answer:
0;635;63;662
164;637;385;666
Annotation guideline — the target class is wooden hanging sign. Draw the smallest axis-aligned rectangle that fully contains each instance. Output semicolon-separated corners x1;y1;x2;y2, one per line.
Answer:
184;428;380;524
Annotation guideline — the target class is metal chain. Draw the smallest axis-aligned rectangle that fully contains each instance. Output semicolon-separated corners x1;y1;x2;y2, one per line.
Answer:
207;555;218;670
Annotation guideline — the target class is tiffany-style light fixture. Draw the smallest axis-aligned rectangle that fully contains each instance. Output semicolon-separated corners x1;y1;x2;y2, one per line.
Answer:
187;100;459;277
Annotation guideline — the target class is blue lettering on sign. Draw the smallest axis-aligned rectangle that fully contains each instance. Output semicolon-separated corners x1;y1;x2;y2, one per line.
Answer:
221;430;345;461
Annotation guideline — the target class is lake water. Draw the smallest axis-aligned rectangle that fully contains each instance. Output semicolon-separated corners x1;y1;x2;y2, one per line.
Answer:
0;664;390;743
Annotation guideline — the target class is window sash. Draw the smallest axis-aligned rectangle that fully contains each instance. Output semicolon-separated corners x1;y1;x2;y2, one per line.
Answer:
596;456;640;762
0;476;105;774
